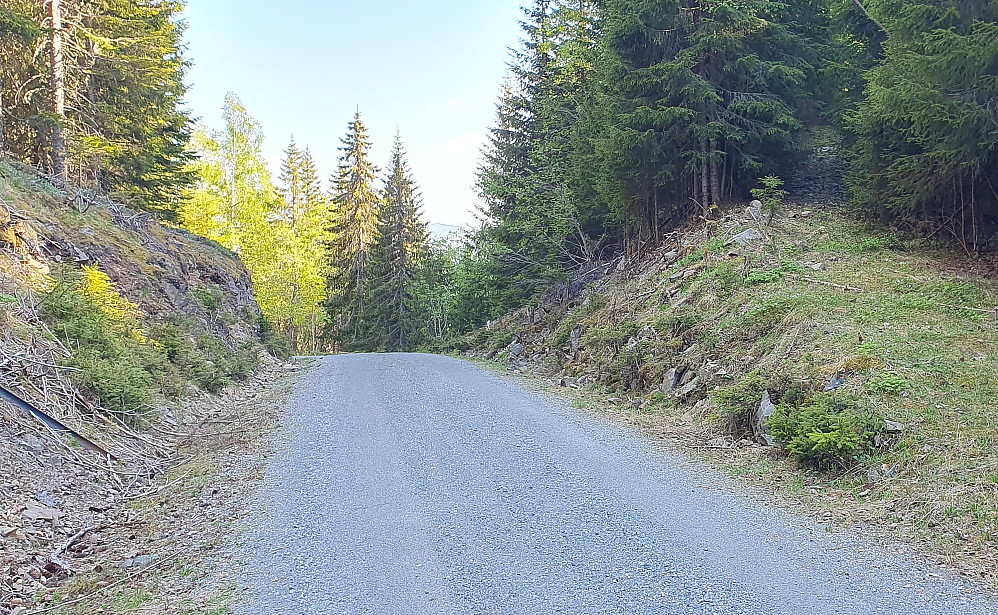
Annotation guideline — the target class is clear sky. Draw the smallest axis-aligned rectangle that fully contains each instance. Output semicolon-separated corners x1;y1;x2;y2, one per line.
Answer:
181;1;525;226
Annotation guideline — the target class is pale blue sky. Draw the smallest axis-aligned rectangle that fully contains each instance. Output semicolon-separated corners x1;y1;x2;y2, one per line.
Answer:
182;1;525;225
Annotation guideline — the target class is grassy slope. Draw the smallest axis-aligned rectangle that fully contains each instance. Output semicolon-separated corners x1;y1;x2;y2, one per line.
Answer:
466;204;998;586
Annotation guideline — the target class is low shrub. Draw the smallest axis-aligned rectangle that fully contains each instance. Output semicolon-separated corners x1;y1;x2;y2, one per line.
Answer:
769;392;882;470
41;267;168;417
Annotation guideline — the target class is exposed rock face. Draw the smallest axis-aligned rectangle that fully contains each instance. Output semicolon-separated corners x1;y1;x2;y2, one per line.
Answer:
2;178;260;347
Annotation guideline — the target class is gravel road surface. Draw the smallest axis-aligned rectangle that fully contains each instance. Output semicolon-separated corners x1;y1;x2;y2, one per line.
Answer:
235;354;996;614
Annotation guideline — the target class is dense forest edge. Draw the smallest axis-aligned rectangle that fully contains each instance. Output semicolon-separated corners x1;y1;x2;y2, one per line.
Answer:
3;0;998;357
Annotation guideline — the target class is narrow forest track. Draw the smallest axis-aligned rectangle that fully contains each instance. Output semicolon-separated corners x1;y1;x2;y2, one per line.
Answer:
233;354;996;615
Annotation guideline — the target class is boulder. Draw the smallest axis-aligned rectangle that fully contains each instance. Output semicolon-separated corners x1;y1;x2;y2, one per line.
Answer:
726;228;765;246
752;390;777;445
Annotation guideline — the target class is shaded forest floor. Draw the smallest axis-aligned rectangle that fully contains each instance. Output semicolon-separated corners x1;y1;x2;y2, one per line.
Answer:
460;201;998;589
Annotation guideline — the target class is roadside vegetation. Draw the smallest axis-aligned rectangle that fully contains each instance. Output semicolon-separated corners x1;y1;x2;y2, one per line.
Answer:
463;203;998;585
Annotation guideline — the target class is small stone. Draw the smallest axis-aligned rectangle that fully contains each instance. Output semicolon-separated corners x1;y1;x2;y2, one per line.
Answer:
885;420;904;433
810;262;826;271
121;554;156;569
509;342;524;358
706;436;731;448
675;378;700;399
661;368;679;392
824;373;846;391
867;467;882;484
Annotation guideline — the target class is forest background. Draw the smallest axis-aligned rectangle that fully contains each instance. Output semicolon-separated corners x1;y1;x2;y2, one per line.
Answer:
1;0;997;354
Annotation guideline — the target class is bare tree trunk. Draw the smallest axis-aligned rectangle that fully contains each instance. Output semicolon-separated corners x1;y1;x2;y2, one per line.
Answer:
700;140;709;216
49;0;68;186
851;0;889;35
709;139;721;207
719;148;727;202
652;186;660;247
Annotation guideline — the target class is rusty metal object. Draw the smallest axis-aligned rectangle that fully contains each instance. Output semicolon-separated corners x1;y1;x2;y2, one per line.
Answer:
0;384;117;461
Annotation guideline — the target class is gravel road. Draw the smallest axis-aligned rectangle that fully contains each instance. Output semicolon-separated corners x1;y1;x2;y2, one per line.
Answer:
234;354;996;614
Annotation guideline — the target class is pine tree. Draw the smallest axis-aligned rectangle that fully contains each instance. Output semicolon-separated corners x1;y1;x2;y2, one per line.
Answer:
472;1;601;328
0;6;40;156
326;110;381;346
369;133;428;352
0;0;193;214
583;0;813;252
81;0;194;216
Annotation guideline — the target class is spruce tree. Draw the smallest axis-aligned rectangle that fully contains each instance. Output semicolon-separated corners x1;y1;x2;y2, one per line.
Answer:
473;1;601;328
0;0;192;214
326;110;381;346
583;0;813;251
849;0;998;248
369;133;428;352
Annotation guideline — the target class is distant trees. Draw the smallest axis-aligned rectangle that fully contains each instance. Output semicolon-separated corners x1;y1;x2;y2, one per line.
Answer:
180;100;442;354
325;111;381;347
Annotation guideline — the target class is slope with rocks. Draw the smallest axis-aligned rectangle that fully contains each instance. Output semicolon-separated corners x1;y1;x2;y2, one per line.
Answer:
462;200;998;587
0;161;291;615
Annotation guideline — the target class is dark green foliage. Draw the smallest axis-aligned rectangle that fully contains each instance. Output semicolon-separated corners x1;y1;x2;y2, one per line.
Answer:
0;1;193;215
367;134;429;352
579;0;815;249
769;392;882;470
848;1;998;248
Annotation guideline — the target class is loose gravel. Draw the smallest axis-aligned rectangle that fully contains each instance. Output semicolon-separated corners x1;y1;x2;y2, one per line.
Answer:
234;354;997;614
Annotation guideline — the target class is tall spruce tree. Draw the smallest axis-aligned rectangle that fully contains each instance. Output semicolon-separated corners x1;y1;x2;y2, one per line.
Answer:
472;1;601;329
326;110;381;346
581;0;813;252
369;133;428;352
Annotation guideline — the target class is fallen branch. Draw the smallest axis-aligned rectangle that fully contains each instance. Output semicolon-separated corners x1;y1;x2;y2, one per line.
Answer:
49;524;99;575
936;302;998;316
790;274;864;293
